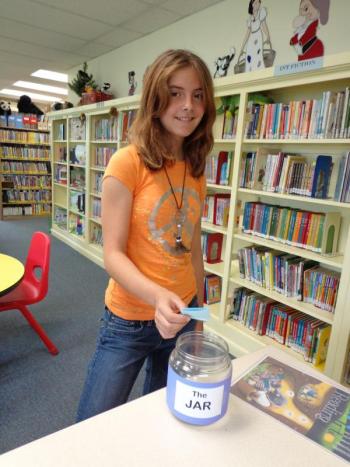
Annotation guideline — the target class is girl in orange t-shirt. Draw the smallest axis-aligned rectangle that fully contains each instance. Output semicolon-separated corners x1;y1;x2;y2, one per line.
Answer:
77;49;216;421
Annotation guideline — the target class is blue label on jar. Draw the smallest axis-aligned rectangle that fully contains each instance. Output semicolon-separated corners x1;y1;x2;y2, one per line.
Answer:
166;365;232;425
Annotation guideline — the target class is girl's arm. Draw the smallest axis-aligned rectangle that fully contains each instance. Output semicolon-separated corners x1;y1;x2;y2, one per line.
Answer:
102;176;189;338
191;218;205;332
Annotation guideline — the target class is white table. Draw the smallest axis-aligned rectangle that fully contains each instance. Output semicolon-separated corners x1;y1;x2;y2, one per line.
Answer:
0;346;347;466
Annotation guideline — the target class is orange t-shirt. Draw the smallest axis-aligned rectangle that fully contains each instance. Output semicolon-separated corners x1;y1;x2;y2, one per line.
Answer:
103;145;206;320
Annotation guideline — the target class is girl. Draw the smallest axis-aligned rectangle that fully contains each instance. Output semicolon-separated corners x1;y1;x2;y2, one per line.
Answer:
77;49;216;421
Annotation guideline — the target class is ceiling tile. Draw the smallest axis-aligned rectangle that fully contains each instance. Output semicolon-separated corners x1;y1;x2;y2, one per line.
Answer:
75;42;116;58
1;0;114;40
33;0;150;26
0;36;89;67
122;7;181;34
162;0;222;16
0;17;85;52
96;28;143;47
140;0;168;4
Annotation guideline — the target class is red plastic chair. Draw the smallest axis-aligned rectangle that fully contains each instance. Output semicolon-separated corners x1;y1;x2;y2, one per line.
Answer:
0;231;59;355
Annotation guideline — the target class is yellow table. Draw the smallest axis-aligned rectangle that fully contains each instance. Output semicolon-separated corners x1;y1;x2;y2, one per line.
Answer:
0;253;24;296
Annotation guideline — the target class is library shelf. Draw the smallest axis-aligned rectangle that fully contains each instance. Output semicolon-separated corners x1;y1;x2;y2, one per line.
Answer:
204;260;224;277
202;221;227;235
1;123;52;219
207;183;231;192
243;138;350;145
229;261;334;325
238;188;350;208
48;52;350;384
234;232;344;269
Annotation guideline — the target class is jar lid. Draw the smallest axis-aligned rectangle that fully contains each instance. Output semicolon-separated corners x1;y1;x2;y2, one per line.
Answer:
176;331;231;371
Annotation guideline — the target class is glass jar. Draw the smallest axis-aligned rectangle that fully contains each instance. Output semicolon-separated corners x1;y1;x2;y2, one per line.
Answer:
166;331;232;425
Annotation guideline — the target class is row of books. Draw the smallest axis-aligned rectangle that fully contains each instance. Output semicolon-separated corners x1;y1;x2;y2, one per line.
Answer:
201;232;223;264
3;189;51;203
334;151;350;202
69;213;84;236
54;207;67;229
240;150;333;199
241;202;340;254
2;161;50;174
92;172;103;194
237;246;340;312
118;110;137;142
205;151;233;186
0;130;49;144
202;194;230;227
91;198;101;218
303;267;340;313
0;147;50;160
56;123;65;140
245;88;350;139
69;117;86;141
91;224;103;245
229;287;331;365
70;192;85;214
2;204;51;216
2;175;51;189
204;274;221;305
94;117;118;141
0;113;49;131
93;147;117;168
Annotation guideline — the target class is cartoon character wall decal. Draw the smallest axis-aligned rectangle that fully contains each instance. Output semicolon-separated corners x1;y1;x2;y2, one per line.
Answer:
235;0;274;74
290;0;330;61
214;48;235;78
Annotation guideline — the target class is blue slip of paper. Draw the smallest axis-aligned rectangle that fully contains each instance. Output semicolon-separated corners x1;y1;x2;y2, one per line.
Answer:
181;307;210;321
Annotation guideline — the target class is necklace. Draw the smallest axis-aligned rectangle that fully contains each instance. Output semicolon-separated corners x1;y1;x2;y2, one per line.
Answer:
164;162;190;253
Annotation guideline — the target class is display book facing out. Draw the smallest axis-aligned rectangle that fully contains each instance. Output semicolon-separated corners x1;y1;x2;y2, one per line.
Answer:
49;53;350;385
0;113;51;219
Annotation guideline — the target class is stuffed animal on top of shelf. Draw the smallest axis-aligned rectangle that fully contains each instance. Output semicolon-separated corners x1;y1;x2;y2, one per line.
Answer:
51;101;74;111
17;95;44;115
0;101;11;117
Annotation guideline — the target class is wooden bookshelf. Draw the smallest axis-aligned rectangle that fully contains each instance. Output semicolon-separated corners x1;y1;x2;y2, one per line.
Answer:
0;122;51;219
48;53;350;384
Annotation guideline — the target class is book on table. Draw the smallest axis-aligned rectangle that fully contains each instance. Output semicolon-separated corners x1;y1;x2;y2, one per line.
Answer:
231;355;350;463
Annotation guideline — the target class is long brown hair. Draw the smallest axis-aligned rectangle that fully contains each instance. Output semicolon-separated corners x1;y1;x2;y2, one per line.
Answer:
129;49;216;178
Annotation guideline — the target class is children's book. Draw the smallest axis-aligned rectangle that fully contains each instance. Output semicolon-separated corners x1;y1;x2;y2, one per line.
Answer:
310;155;333;199
231;355;350;463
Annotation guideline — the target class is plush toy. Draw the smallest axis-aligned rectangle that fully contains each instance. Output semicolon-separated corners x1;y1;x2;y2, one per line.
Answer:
17;95;44;115
214;47;236;78
0;101;11;117
51;101;74;111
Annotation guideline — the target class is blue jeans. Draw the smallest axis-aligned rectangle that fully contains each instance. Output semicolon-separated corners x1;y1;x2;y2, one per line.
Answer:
76;297;198;422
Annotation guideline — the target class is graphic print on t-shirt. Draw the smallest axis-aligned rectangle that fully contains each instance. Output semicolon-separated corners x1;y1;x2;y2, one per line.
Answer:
149;187;200;256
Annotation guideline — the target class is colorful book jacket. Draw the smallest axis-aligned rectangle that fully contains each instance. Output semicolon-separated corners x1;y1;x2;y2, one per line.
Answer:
231;356;350;463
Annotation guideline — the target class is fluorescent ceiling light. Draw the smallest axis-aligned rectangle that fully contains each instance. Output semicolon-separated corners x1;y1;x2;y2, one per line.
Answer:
14;81;68;95
0;89;63;102
31;69;68;83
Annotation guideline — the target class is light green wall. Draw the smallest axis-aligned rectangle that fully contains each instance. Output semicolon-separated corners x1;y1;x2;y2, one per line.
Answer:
68;0;350;102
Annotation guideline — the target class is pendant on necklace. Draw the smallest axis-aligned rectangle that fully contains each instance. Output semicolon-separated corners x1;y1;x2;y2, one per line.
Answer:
174;210;190;252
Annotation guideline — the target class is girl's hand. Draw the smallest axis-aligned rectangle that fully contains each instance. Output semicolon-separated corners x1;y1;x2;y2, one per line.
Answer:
154;289;190;339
